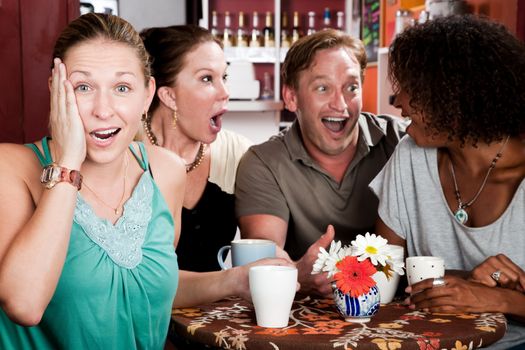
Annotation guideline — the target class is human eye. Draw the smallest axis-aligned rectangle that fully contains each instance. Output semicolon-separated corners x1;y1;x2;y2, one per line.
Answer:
346;84;359;93
116;84;130;93
201;75;212;83
315;85;328;93
74;84;90;93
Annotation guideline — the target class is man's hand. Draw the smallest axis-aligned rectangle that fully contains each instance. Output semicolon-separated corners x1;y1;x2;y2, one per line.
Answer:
296;225;336;297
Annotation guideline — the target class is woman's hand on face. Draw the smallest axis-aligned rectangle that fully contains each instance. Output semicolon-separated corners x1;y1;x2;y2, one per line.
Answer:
232;258;299;302
469;254;525;292
50;58;86;169
405;275;504;314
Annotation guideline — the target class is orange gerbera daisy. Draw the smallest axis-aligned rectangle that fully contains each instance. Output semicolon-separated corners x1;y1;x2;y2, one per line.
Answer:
334;256;376;297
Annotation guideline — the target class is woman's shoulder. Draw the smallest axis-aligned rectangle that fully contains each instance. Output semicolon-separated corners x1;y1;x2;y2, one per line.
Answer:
394;135;429;157
0;142;45;197
213;129;253;154
0;142;43;171
144;143;185;175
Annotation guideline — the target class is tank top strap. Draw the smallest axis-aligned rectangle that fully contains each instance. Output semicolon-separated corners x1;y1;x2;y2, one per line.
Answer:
24;136;53;167
129;142;149;171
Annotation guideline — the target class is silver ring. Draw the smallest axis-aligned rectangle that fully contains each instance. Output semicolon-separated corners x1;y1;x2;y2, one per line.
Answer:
491;270;501;282
432;277;446;287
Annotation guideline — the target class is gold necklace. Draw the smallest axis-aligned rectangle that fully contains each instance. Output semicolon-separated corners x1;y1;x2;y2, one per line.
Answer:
185;143;207;173
449;136;510;224
142;116;206;173
142;115;159;146
83;152;129;216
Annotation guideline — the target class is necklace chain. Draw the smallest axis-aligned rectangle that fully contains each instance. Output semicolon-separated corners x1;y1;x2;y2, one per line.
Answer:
142;115;206;173
449;136;510;224
82;152;129;216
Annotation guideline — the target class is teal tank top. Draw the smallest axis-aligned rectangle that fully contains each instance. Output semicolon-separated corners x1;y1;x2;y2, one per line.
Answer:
0;138;179;350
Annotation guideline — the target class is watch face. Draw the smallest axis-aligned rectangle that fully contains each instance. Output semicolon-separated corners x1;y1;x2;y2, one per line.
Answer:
40;165;61;188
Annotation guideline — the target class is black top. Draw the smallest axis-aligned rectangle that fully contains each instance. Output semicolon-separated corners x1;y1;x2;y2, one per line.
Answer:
176;181;237;272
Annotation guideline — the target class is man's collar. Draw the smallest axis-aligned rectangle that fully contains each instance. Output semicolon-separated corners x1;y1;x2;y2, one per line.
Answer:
358;112;389;148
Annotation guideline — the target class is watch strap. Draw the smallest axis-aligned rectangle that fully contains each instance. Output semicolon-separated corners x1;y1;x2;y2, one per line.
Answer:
41;164;83;190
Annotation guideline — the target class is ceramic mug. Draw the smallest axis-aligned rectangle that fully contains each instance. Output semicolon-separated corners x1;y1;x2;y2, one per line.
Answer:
249;265;297;328
217;239;276;270
406;256;445;285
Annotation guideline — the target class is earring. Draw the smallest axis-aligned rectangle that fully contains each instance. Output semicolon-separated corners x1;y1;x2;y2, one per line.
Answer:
172;110;178;129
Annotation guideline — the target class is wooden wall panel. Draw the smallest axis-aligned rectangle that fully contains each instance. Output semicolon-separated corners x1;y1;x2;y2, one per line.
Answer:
0;0;78;144
0;0;24;143
20;0;79;142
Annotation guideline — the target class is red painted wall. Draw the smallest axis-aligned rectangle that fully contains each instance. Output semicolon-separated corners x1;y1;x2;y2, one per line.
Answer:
0;0;79;143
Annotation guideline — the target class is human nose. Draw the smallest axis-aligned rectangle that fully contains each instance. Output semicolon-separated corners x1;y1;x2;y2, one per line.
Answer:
391;94;402;109
218;79;229;101
92;91;114;119
329;90;348;113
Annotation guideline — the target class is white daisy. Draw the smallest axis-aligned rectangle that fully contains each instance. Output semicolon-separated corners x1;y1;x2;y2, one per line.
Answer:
351;232;389;267
312;240;343;276
386;258;405;276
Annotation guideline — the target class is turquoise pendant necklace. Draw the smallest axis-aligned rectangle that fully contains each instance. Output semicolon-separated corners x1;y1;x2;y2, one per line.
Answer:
449;136;510;225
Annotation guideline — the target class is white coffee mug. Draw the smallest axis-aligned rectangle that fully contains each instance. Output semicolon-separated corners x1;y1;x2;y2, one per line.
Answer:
406;256;445;285
249;265;297;328
217;239;276;270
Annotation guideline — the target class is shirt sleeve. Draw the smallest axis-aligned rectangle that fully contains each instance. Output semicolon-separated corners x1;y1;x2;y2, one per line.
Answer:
369;136;412;239
234;148;290;222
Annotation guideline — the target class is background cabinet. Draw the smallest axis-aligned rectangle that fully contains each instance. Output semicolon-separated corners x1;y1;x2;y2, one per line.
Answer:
200;0;369;142
377;0;525;117
1;0;522;144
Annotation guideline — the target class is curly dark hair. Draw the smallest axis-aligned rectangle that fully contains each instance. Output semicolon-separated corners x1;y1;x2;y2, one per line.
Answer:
389;15;525;145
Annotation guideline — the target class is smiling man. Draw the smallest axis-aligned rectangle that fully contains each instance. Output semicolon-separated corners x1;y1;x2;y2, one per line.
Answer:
235;29;405;296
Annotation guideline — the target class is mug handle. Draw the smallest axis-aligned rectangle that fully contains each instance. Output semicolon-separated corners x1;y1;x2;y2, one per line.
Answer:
217;245;231;270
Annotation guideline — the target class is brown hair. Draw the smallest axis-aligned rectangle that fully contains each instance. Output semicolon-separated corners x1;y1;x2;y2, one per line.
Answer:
52;13;151;85
140;25;222;113
282;29;367;90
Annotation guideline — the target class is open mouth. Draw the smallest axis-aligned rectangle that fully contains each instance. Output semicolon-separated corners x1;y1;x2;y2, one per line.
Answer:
321;117;348;133
210;111;225;128
90;128;121;141
211;116;218;127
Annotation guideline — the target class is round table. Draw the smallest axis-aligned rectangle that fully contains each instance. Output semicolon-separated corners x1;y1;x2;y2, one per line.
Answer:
169;295;506;349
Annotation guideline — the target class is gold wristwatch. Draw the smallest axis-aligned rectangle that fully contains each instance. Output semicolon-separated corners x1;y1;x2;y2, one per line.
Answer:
40;163;83;190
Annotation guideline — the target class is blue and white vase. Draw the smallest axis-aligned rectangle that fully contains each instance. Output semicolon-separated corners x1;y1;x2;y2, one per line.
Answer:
331;282;380;323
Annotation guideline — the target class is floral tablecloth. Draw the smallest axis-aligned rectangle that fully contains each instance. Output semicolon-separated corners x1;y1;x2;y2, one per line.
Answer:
169;295;506;350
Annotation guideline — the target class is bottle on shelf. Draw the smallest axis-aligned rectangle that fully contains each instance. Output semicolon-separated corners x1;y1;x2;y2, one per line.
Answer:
307;11;316;35
336;11;344;31
223;11;233;47
236;11;248;47
249;11;262;48
260;72;274;100
395;9;413;36
210;10;221;41
291;11;302;44
281;12;291;48
322;8;331;30
263;11;275;48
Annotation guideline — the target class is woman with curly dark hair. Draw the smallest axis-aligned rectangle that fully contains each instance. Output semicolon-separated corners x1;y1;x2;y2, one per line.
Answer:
370;15;525;349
